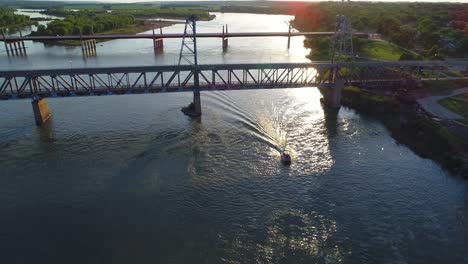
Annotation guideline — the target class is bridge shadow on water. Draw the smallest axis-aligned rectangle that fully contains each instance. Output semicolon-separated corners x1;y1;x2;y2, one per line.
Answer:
322;103;340;140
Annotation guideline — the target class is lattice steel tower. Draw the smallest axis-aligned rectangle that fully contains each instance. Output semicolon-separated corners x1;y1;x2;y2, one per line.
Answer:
178;15;201;116
331;14;354;63
331;0;354;63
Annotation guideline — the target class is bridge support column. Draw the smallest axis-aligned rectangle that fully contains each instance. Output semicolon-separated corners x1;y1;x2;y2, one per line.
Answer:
222;24;228;51
321;78;343;109
329;78;343;108
12;42;19;55
193;86;202;115
3;40;26;56
222;38;228;51
153;27;164;53
32;98;52;126
153;38;164;51
81;39;97;56
182;70;202;117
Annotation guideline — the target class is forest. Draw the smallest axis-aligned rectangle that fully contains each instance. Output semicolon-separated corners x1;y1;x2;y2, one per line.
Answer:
41;6;215;21
31;12;136;36
30;5;215;37
0;7;36;29
292;2;468;60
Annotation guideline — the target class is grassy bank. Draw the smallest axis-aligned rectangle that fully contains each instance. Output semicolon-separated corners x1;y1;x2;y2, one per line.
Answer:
338;86;467;177
305;38;415;62
439;95;468;125
359;40;411;61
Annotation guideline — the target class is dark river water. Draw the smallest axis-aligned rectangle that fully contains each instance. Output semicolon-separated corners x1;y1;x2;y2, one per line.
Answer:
1;12;467;264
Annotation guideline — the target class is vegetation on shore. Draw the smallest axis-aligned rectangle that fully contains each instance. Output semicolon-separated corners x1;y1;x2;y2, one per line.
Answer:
26;7;179;46
24;4;214;43
338;85;467;176
304;36;415;61
0;7;36;29
31;12;135;36
294;2;468;61
0;2;214;42
41;6;215;21
439;95;468;125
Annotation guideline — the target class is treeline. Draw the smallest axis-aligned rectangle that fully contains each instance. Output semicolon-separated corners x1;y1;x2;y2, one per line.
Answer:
41;7;215;21
293;2;468;59
0;7;36;29
120;8;215;21
31;12;135;36
217;6;289;15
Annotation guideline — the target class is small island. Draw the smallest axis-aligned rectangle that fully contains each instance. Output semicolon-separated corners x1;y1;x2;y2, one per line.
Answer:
14;4;216;46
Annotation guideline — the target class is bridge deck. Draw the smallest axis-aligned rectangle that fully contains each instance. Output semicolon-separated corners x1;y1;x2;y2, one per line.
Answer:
0;61;466;100
1;32;368;42
0;61;466;77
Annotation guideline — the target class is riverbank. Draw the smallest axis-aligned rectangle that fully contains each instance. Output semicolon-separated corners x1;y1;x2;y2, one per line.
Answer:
41;20;176;47
334;85;468;177
39;8;216;22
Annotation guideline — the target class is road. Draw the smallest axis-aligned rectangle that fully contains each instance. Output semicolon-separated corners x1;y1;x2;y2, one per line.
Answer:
417;87;468;120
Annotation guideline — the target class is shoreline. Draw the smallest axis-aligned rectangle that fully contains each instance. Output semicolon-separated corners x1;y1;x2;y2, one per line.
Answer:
330;86;468;177
37;19;177;47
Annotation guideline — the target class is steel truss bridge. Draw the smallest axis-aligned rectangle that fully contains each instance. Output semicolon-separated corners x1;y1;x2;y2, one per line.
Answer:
0;61;466;100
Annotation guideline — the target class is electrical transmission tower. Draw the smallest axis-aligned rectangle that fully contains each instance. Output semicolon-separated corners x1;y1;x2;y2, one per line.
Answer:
178;15;202;116
331;14;354;63
331;0;354;63
178;15;199;67
325;0;354;109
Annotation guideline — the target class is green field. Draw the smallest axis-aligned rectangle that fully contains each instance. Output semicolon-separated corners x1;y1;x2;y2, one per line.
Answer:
359;40;410;61
306;38;416;62
439;94;468;124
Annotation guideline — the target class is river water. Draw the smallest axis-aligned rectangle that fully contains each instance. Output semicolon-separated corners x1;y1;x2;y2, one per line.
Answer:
1;12;467;264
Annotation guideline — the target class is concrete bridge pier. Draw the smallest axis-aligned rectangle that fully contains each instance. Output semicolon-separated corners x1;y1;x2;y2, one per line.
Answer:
2;29;27;56
320;68;343;109
12;42;19;56
222;24;228;51
18;31;27;55
81;39;97;56
193;84;202;115
32;97;52;126
182;69;202;117
153;27;164;52
329;78;344;108
6;41;27;56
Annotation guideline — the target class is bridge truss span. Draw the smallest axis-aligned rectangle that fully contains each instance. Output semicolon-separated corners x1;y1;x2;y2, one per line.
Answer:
0;63;325;100
1;60;466;100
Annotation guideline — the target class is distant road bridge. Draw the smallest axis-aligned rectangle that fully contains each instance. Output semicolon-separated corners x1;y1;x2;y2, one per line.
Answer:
2;32;367;42
0;31;369;56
